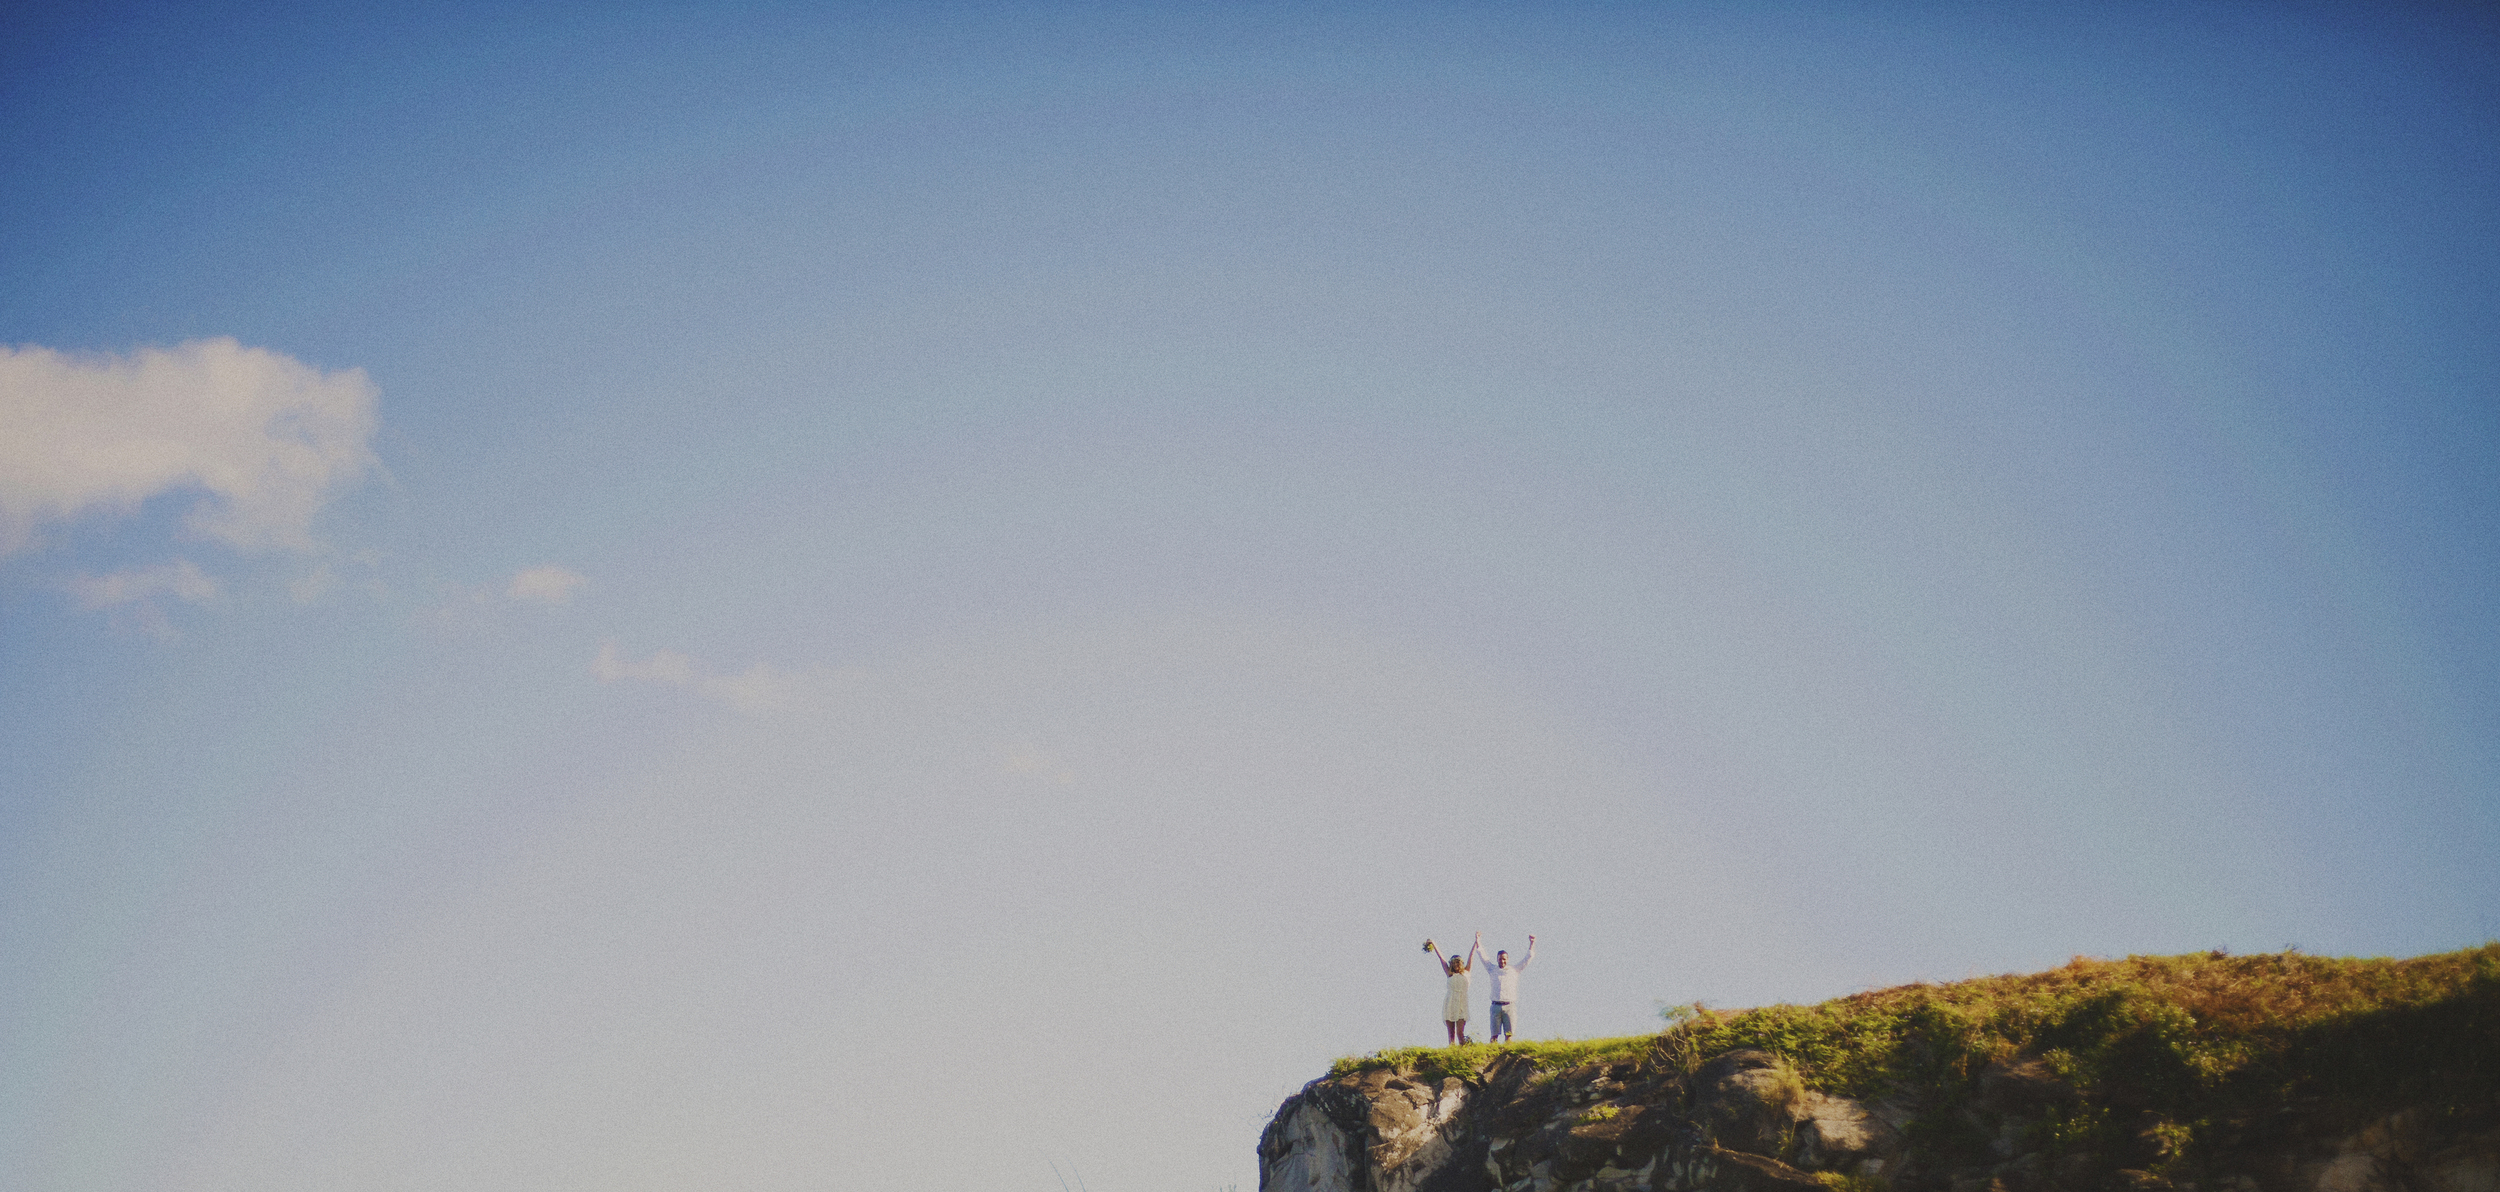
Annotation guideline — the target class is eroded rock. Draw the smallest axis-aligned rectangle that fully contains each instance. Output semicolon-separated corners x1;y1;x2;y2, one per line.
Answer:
1692;1050;1806;1158
1260;1069;1487;1192
1258;1051;2500;1192
1793;1091;1896;1171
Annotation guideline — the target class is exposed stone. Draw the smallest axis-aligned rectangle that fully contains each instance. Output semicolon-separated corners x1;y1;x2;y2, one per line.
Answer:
1692;1050;1806;1158
1259;1051;2500;1192
1793;1091;1894;1170
1260;1068;1491;1192
2296;1105;2500;1192
1260;1090;1365;1192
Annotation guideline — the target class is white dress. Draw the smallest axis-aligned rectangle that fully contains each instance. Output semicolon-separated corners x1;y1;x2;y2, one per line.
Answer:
1442;966;1471;1022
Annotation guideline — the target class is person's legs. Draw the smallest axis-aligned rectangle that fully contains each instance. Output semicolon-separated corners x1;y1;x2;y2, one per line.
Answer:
1445;1019;1462;1045
1490;1002;1514;1041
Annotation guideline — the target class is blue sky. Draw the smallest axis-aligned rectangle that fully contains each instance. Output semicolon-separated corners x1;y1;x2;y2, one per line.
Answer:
3;3;2496;1189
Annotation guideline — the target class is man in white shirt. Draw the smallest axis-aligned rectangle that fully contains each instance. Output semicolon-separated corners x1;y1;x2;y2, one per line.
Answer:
1478;934;1535;1042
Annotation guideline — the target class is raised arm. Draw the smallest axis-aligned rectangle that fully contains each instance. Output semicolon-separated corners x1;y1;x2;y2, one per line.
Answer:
1516;934;1536;971
1466;932;1487;972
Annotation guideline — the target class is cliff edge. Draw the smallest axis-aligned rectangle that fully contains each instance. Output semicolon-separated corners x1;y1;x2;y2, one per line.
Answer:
1260;946;2500;1192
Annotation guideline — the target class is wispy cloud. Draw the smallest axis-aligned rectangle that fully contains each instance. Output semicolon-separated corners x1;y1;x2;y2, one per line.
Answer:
66;559;222;638
592;639;697;685
506;566;587;605
591;640;806;714
0;337;379;557
68;560;221;609
415;565;590;627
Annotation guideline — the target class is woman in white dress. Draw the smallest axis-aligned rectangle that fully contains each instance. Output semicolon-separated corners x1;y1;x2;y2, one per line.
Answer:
1423;932;1481;1045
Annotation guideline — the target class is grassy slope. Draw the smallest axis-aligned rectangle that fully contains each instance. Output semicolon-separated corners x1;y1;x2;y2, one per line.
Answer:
1334;944;2500;1170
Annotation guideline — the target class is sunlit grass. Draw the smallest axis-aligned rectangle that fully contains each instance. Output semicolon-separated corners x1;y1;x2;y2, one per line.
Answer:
1329;943;2500;1171
1649;944;2500;1104
1329;1034;1659;1082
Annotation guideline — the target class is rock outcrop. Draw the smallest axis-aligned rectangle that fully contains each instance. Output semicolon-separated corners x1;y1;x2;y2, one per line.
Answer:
1262;1068;1480;1192
1263;948;2500;1192
1259;1048;2498;1192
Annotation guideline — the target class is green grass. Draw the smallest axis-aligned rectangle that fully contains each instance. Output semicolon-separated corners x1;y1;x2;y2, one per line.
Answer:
1328;1034;1659;1083
1652;944;2500;1106
1331;944;2500;1173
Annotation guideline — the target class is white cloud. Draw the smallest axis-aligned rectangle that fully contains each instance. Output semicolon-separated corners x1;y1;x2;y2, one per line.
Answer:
506;566;587;605
67;560;221;609
67;559;222;638
0;337;379;557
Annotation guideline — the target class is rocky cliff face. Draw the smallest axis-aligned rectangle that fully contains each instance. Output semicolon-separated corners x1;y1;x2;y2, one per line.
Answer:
1258;1047;2499;1192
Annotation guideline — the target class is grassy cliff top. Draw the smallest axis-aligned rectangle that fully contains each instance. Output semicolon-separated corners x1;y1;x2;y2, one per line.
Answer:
1334;943;2500;1115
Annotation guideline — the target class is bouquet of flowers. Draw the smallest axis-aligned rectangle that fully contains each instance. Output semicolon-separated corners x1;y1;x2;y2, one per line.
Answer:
1422;938;1437;953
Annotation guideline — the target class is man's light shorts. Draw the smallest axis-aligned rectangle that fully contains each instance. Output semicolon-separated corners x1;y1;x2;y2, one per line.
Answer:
1489;1001;1514;1037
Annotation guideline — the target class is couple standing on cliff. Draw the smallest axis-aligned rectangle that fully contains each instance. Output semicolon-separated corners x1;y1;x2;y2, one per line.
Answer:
1424;931;1535;1046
